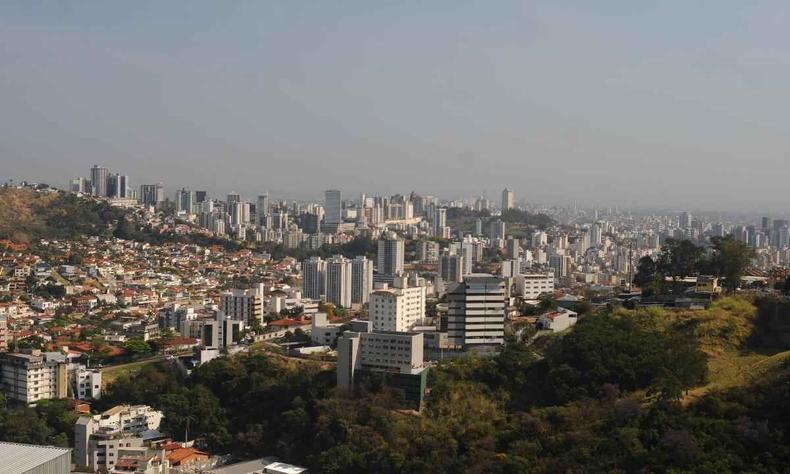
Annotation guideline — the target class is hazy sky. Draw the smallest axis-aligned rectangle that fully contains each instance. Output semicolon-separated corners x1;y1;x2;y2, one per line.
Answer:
2;1;789;211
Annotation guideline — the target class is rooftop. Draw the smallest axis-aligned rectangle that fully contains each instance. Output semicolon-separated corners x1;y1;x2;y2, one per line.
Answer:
0;441;71;474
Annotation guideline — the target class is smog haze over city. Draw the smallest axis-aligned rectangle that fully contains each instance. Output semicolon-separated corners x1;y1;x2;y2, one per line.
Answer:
2;1;790;212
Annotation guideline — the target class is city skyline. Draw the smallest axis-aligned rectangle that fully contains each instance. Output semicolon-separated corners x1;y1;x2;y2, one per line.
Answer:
3;2;790;212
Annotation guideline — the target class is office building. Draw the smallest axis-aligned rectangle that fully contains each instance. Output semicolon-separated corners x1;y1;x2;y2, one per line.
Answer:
370;277;427;332
220;285;264;325
107;173;129;199
302;256;326;300
514;273;555;300
70;177;90;194
446;274;506;349
337;331;427;409
439;253;464;284
202;311;245;349
0;350;68;405
139;183;164;206
324;189;342;225
325;255;353;308
351;256;374;304
175;188;193;214
501;188;514;210
377;232;405;277
549;254;570;278
89;165;109;197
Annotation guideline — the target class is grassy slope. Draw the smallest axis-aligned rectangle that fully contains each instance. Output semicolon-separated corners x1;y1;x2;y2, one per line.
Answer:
615;297;790;403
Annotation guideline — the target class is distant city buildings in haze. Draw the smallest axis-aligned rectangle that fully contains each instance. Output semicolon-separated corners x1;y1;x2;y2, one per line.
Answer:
501;188;514;211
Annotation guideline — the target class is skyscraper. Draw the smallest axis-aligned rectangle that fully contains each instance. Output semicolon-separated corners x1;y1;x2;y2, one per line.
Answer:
89;165;108;197
175;188;193;214
324;190;342;225
139;183;164;206
302;256;326;300
501;188;514;211
325;255;352;308
377;232;404;277
70;177;90;194
107;173;129;199
446;274;506;349
489;219;506;241
433;208;447;235
679;211;692;229
351;256;374;304
256;194;270;226
439;252;464;283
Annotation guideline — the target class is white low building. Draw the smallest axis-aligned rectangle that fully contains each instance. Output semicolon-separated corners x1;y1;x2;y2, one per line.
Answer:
538;308;579;332
514;273;555;300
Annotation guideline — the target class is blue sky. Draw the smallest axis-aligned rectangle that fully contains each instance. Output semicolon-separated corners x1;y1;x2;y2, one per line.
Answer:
1;1;789;211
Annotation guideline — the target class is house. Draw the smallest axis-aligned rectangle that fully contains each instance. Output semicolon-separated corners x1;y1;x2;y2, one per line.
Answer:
538;308;579;332
166;447;210;469
695;275;722;294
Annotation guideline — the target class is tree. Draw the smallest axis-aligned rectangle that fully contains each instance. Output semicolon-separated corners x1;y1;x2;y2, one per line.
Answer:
123;338;153;356
633;256;657;288
708;236;755;292
657;239;704;282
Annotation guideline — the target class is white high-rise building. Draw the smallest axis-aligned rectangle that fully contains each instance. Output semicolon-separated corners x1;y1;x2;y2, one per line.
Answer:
446;274;506;349
220;284;264;325
418;240;440;263
370;277;426;332
256;194;270;226
351;256;374;304
377;232;404;277
501;188;514;211
324;189;342;225
325;255;353;308
302;256;326;300
590;223;603;248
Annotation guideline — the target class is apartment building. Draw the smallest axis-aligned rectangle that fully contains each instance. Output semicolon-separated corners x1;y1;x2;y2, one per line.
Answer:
0;350;68;405
369;277;426;332
74;404;164;472
220;284;264;325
